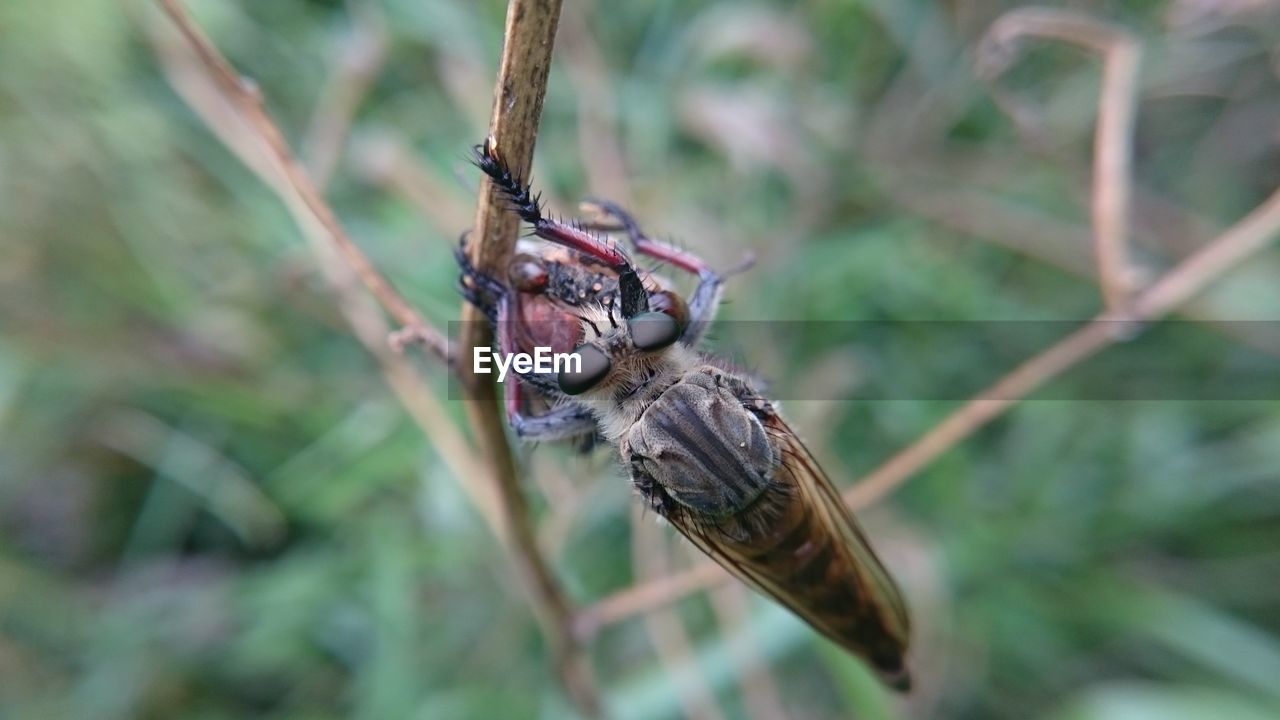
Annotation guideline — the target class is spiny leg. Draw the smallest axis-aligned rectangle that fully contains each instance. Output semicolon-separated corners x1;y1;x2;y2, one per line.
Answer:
579;198;711;276
456;258;503;330
578;198;751;348
472;140;650;319
493;291;598;440
460;238;602;405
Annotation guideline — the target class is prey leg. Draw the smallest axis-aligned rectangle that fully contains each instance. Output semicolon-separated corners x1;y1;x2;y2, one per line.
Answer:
492;289;598;440
506;389;598;441
458;235;588;402
579;198;754;347
455;235;504;325
472;140;651;318
457;228;599;441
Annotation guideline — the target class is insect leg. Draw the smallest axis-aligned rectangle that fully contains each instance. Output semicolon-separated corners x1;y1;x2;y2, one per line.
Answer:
506;387;598;440
578;199;756;347
472;140;650;318
578;198;710;276
491;292;598;440
455;237;504;325
458;236;594;404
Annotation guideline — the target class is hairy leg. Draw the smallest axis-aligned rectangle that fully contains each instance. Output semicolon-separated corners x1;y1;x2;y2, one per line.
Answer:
472;140;651;318
578;198;752;347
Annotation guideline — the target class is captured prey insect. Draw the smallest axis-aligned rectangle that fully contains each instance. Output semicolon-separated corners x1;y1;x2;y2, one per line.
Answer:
460;139;912;688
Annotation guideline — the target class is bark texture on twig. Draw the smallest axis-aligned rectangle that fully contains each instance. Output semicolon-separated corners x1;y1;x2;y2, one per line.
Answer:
150;1;596;713
153;0;446;361
459;1;602;716
148;0;482;516
977;8;1143;317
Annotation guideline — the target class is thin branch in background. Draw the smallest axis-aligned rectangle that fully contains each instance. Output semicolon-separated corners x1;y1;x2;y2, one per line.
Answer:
152;1;597;713
458;1;603;716
152;0;448;362
575;561;726;640
886;178;1280;356
977;8;1143;318
632;506;727;720
844;185;1280;506
558;0;632;204
146;0;487;529
302;0;388;189
350;128;477;237
578;163;1280;630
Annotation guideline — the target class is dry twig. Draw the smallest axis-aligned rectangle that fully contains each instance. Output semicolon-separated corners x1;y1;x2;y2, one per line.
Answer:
152;0;447;361
149;1;596;713
302;0;388;189
147;0;484;509
977;8;1143;317
885;177;1280;356
457;1;603;716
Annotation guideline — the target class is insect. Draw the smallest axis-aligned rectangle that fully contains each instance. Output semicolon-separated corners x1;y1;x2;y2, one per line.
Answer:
459;201;691;452
460;139;912;689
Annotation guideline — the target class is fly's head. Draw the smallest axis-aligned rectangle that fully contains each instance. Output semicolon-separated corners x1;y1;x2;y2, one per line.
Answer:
554;302;691;402
496;240;691;360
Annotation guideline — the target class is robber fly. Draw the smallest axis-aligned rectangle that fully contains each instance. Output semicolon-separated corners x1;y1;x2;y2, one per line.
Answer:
460;203;690;452
460;138;912;689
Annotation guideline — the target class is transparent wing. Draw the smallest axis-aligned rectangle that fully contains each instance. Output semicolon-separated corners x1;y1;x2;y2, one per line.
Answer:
662;412;911;687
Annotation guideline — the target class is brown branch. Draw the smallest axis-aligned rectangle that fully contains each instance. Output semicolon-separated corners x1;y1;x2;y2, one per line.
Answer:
842;321;1118;508
458;1;602;716
977;8;1143;317
146;2;492;527
153;0;448;362
152;0;596;712
576;561;726;639
884;177;1280;357
844;180;1280;509
350;129;477;238
302;0;388;189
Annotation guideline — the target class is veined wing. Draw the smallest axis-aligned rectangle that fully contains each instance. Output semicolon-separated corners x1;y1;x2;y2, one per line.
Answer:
666;412;912;689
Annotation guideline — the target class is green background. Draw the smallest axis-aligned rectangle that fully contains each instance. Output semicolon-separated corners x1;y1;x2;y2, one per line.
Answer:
2;0;1279;718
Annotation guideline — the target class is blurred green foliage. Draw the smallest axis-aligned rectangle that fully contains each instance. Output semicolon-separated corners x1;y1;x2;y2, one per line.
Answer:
2;0;1280;718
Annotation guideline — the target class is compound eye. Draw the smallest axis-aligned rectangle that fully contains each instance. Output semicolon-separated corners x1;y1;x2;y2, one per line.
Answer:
628;311;681;351
648;290;689;329
559;344;611;395
508;253;549;292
